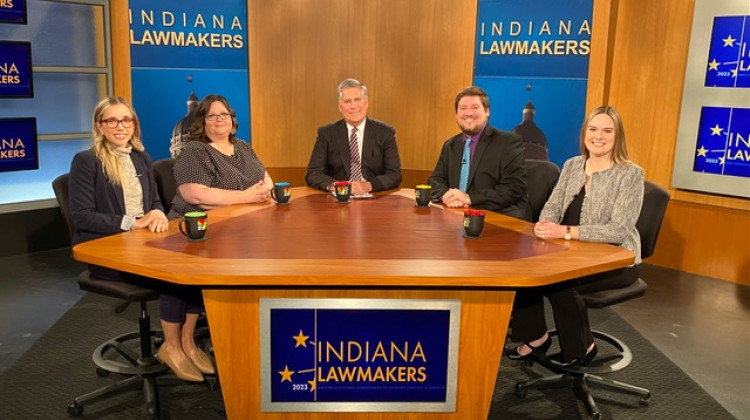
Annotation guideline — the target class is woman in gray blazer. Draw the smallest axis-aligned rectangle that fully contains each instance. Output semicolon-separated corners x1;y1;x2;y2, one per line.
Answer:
507;106;644;367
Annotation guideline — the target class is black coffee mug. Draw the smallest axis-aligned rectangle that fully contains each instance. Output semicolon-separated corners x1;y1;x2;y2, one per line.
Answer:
271;182;292;205
333;181;352;203
415;184;432;207
463;210;485;238
179;211;208;242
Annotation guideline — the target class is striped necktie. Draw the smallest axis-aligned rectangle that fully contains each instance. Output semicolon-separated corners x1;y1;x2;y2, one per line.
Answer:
349;127;362;181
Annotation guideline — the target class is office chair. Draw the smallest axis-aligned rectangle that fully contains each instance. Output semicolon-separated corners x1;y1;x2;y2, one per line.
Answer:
152;158;176;214
52;174;169;419
514;181;670;420
525;159;561;222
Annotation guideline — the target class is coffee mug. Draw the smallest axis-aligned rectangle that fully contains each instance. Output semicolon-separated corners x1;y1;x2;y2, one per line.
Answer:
463;210;485;238
179;211;208;242
271;182;292;205
415;184;432;207
333;181;352;203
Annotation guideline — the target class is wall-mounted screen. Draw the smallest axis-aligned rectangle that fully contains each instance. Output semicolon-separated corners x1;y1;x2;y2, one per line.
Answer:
0;0;27;24
673;0;750;199
0;41;33;98
0;117;38;172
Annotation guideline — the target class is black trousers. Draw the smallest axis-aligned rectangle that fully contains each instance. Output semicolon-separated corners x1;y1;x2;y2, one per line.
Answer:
89;265;204;324
511;265;640;362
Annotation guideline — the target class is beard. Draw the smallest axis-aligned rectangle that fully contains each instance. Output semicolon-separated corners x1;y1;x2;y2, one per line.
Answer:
458;120;484;136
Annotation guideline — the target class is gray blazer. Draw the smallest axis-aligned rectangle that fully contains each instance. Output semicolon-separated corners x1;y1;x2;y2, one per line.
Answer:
540;156;644;264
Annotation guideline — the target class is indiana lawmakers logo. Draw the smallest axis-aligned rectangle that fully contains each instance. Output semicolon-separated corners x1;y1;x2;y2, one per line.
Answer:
705;15;750;88
0;118;38;172
260;299;460;412
0;41;33;97
693;107;750;178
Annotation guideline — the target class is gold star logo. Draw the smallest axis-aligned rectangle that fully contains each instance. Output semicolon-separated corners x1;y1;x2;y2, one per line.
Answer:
719;156;725;165
278;365;294;383
307;379;317;392
722;35;736;47
293;330;310;347
731;68;738;78
710;124;723;136
707;59;719;71
696;146;708;157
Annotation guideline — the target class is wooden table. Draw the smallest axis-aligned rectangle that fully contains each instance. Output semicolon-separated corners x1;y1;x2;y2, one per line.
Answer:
73;188;634;419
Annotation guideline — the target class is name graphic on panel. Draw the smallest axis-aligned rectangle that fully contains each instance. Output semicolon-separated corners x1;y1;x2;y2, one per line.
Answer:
0;41;33;97
0;118;38;172
271;308;450;403
260;299;461;413
705;15;750;88
694;107;750;178
0;0;27;24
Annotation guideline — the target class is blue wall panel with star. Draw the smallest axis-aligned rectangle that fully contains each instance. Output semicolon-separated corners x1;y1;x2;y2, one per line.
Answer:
693;106;750;178
705;15;750;88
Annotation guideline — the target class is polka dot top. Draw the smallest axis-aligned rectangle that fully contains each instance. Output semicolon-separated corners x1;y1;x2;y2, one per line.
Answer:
168;139;266;218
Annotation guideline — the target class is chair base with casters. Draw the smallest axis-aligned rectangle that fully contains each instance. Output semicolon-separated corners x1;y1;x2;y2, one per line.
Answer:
67;272;219;419
53;173;217;418
513;279;651;420
67;272;171;419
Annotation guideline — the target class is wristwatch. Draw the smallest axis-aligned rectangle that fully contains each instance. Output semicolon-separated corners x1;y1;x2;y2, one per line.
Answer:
564;225;572;241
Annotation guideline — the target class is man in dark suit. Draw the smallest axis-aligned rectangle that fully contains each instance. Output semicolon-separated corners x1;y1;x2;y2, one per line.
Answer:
306;78;402;195
428;86;531;220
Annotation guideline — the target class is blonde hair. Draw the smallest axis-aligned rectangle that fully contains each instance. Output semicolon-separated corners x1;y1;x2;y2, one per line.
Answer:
91;96;144;185
579;106;631;164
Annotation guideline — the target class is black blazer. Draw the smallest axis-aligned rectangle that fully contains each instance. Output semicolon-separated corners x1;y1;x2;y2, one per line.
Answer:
69;148;164;246
428;125;531;220
305;118;402;191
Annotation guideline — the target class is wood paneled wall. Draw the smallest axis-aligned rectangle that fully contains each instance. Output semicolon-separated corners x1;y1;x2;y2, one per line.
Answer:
589;0;749;284
111;0;747;284
111;1;131;99
247;0;477;175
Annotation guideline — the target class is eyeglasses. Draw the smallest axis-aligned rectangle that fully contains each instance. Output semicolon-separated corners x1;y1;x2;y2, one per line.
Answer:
205;113;232;122
100;117;134;129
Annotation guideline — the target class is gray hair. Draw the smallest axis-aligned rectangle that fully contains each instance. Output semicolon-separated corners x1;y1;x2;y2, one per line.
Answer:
337;78;368;101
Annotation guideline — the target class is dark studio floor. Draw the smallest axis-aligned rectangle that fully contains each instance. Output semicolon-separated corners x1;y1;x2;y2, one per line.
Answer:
0;248;747;419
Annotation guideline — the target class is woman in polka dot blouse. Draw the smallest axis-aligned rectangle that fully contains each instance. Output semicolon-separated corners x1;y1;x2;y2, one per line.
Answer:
168;94;273;219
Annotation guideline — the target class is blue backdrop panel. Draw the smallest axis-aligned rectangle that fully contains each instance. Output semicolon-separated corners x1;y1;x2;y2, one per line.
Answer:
474;0;592;168
131;68;250;160
474;76;586;166
129;0;249;161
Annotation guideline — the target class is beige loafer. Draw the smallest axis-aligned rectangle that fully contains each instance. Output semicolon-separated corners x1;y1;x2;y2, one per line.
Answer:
157;346;204;382
188;348;216;375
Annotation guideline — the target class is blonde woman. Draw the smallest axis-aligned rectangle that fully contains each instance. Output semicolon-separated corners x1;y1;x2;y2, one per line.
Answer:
508;106;644;367
69;96;212;382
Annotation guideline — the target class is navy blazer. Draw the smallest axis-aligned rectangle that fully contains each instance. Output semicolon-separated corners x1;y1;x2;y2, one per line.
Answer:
428;125;531;220
69;148;164;246
305;118;402;191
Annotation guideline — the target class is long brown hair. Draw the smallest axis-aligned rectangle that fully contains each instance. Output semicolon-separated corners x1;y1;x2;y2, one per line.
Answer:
579;106;631;164
92;96;144;185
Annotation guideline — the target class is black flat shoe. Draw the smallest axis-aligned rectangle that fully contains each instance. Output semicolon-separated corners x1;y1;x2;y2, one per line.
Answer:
506;336;552;361
549;344;598;368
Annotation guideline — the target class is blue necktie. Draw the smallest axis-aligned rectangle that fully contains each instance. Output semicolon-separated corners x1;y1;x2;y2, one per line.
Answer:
458;138;471;191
